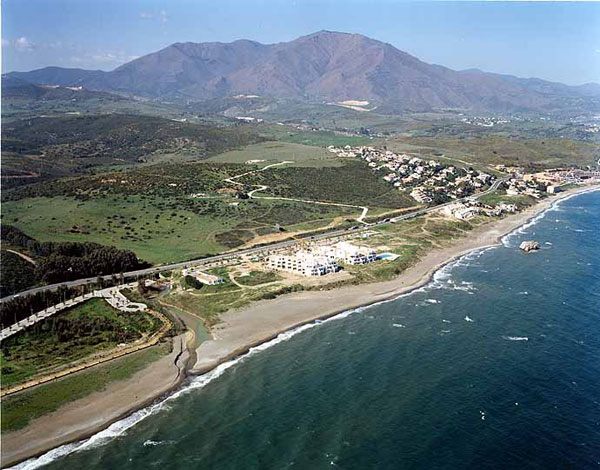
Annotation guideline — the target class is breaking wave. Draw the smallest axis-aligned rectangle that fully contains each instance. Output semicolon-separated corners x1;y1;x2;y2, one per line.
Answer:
16;189;600;469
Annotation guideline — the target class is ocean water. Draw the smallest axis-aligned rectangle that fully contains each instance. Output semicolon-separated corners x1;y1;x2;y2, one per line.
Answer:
17;190;600;470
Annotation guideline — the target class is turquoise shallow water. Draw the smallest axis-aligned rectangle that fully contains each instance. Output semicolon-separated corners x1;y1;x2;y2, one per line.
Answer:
17;190;600;470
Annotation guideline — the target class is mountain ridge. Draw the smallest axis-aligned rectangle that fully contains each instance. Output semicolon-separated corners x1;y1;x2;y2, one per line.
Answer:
5;30;599;113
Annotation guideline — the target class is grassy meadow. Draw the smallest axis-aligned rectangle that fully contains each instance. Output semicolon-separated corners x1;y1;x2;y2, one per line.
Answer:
2;195;358;264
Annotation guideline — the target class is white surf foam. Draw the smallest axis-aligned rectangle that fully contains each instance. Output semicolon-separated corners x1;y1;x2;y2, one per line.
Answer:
17;189;600;469
501;187;600;247
502;336;529;341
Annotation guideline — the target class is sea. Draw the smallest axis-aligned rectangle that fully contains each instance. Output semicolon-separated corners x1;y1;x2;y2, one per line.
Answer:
15;189;600;470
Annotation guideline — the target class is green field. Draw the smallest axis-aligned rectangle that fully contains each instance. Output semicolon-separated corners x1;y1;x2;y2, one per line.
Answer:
262;125;376;148
1;342;170;432
0;298;161;388
241;160;416;208
2;196;231;264
387;135;599;167
208;141;344;167
477;191;538;209
2;195;358;263
235;270;282;286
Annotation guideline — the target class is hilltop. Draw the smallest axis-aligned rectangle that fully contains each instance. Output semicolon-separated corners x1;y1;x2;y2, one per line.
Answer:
6;31;599;114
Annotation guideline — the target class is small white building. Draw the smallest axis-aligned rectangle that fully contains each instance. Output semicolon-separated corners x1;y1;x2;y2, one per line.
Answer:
443;202;479;220
454;207;479;220
547;185;562;194
182;268;224;285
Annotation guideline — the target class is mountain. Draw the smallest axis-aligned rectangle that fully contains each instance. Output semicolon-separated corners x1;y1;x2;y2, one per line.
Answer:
5;31;599;113
2;75;124;101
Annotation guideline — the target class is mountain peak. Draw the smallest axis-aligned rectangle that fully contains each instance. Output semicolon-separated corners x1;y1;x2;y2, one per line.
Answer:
6;31;599;113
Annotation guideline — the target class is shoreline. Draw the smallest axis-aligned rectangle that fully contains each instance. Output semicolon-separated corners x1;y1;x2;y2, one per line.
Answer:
4;185;598;468
188;185;598;375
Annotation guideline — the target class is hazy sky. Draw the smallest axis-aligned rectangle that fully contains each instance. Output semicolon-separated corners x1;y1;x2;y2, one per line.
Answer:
2;0;599;85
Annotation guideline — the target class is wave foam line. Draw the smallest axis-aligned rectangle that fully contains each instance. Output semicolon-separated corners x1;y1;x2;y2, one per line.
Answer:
15;189;599;469
11;244;499;469
501;187;600;247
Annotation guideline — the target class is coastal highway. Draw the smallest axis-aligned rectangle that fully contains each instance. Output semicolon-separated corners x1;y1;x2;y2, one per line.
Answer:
0;179;505;303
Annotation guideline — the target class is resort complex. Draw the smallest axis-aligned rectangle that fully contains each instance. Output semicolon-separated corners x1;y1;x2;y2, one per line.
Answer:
267;242;377;276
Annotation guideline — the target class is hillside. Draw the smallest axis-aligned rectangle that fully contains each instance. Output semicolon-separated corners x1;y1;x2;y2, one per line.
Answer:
1;114;267;186
6;31;599;114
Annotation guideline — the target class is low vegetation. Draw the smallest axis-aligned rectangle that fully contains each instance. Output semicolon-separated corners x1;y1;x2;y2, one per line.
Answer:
208;141;344;167
1;342;170;432
235;270;281;286
387;135;598;168
1;114;267;186
0;298;161;388
240;160;415;208
2;195;356;263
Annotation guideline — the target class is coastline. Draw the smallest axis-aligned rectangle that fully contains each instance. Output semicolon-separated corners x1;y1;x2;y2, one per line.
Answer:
1;336;190;468
189;185;598;375
3;185;598;468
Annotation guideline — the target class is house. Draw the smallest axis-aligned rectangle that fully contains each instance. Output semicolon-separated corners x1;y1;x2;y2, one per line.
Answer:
182;268;224;285
547;185;562;194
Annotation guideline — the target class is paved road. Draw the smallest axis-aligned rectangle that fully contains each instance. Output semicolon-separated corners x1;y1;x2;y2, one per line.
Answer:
0;179;505;303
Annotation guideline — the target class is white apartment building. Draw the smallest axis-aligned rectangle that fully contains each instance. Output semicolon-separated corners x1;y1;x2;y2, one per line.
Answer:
267;251;339;277
315;242;377;265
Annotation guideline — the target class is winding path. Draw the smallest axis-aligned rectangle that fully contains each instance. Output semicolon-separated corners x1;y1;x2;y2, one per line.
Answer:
0;179;509;305
225;161;370;223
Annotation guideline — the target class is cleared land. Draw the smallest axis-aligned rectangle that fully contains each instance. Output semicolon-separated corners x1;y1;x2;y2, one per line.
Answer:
208;141;344;167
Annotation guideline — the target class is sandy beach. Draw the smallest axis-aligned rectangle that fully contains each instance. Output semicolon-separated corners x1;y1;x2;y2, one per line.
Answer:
1;335;189;468
2;185;597;467
190;186;599;374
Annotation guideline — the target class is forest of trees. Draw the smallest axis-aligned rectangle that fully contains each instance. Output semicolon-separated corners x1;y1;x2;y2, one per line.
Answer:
1;225;150;285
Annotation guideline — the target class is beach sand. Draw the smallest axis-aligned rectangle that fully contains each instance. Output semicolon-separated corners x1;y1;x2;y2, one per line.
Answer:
1;335;189;467
2;185;596;467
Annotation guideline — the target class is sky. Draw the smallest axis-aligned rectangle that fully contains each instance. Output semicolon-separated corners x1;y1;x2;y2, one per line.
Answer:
2;0;599;86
